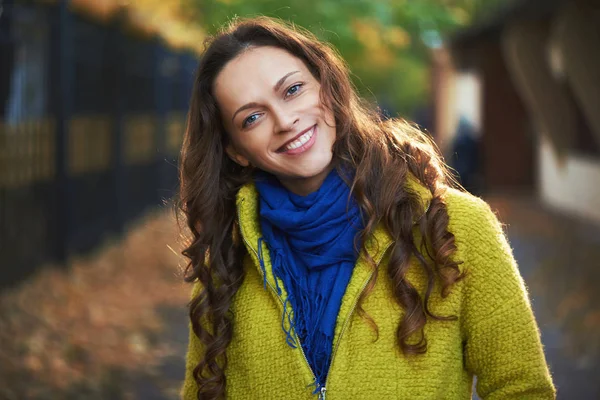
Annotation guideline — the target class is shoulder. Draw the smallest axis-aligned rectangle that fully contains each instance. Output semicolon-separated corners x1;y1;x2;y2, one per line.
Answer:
443;187;495;221
442;187;527;304
442;187;517;275
442;187;506;246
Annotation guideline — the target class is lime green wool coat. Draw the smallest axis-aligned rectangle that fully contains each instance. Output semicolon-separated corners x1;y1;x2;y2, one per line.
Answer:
181;177;555;399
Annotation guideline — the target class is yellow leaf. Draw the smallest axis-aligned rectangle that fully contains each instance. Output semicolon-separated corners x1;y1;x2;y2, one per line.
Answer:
451;7;471;25
385;26;411;49
352;18;383;51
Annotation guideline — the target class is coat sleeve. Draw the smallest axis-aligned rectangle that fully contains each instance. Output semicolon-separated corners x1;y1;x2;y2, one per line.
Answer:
180;282;203;400
456;195;556;399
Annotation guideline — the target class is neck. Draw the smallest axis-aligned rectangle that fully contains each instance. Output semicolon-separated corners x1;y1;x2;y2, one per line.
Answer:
277;164;336;196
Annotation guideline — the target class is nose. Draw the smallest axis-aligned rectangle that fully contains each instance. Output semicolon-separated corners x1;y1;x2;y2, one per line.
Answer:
273;107;299;134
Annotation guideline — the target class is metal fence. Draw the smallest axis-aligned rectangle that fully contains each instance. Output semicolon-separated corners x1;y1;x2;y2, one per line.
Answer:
0;1;196;289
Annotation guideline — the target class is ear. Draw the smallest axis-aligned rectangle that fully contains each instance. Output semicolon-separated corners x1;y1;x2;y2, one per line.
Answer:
225;143;251;167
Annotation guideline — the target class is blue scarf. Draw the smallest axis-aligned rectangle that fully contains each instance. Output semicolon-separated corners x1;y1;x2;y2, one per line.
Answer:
255;169;363;391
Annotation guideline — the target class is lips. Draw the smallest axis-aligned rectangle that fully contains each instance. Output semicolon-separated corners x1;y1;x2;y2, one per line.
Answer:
277;124;317;153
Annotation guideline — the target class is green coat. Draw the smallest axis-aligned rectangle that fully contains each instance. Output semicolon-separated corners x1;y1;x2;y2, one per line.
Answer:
181;176;555;399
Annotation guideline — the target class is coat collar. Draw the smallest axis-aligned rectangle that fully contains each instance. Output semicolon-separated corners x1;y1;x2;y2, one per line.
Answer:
235;171;432;266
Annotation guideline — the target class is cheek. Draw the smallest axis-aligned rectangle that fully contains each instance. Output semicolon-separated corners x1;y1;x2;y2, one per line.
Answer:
317;103;336;131
235;127;273;156
325;108;336;127
310;94;334;126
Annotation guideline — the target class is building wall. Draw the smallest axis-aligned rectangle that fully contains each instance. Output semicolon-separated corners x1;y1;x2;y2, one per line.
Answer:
431;47;456;156
481;40;534;190
501;0;600;223
436;0;600;221
539;134;600;221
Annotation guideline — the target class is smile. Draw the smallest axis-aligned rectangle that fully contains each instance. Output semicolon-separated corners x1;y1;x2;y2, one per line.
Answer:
278;125;317;154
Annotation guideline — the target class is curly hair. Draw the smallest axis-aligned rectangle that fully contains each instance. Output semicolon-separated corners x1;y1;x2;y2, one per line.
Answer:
177;16;464;400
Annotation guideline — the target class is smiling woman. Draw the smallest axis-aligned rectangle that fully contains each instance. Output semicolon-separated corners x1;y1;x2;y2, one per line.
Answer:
214;46;337;195
178;17;555;400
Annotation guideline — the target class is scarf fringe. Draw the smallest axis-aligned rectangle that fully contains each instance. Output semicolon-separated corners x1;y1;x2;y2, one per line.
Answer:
257;238;268;289
258;239;298;348
258;238;332;386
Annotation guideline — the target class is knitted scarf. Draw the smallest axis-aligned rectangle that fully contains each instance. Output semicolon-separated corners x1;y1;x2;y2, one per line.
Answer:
255;168;363;391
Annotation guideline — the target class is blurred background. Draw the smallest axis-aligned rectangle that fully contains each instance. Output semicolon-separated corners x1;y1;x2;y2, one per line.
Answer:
0;0;598;398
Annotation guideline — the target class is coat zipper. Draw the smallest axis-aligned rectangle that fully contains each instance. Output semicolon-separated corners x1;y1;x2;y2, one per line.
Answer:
238;204;391;399
321;242;391;398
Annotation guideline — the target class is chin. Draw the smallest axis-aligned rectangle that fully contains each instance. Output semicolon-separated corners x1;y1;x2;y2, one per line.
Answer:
298;154;333;173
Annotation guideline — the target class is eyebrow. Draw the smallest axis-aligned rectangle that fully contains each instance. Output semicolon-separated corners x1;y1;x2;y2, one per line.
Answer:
231;70;300;123
274;70;300;92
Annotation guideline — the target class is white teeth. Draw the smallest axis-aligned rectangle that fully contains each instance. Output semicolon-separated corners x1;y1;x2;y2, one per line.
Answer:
284;126;314;151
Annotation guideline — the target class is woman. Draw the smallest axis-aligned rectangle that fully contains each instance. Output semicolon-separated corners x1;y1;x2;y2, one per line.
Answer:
178;17;555;400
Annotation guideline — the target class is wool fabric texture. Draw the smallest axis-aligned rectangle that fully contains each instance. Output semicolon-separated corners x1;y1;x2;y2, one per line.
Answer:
255;169;363;391
181;175;556;399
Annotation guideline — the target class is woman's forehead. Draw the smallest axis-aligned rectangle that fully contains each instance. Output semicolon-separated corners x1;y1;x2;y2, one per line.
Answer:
213;47;310;108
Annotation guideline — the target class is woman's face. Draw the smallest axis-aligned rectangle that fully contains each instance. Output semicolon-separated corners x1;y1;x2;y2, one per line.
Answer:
213;46;336;195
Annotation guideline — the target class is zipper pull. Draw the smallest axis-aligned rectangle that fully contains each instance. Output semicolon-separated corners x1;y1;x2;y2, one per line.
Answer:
318;386;326;400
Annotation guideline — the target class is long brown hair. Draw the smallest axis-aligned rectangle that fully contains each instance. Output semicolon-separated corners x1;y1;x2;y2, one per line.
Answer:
178;16;464;400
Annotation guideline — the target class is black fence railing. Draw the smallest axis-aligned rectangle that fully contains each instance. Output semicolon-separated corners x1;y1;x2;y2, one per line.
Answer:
0;1;196;290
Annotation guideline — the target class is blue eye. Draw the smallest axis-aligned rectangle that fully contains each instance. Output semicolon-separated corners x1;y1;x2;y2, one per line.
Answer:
243;113;260;128
286;83;303;97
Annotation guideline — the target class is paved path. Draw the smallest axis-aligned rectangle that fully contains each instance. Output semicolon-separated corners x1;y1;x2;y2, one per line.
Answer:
131;305;188;400
486;194;600;399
